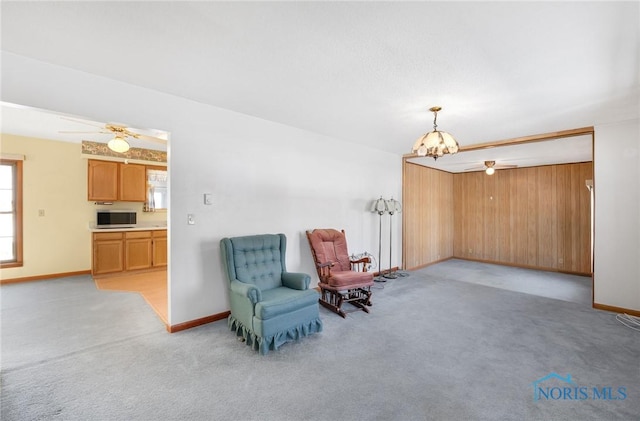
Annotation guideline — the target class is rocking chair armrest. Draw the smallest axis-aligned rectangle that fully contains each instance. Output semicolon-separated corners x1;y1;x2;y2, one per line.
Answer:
350;256;371;265
350;256;371;272
316;261;334;279
282;272;311;290
230;279;261;304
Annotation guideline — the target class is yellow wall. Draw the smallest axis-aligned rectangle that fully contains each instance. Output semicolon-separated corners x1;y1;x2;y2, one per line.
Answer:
0;134;167;280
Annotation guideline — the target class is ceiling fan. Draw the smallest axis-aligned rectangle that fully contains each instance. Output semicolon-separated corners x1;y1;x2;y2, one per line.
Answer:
465;160;518;175
59;117;167;153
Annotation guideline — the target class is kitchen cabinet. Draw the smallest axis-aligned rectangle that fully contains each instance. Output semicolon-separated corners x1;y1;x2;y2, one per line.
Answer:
92;229;167;276
152;230;168;267
93;232;125;275
125;231;153;271
87;159;146;202
88;160;119;201
119;164;147;202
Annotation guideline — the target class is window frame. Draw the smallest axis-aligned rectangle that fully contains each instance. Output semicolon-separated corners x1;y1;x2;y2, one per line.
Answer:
0;159;23;268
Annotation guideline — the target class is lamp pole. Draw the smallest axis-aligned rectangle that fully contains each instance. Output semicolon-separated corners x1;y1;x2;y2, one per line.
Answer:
383;198;401;279
372;197;387;282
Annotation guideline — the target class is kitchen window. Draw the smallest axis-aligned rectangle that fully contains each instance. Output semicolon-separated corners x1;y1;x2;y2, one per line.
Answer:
144;167;167;212
0;159;23;267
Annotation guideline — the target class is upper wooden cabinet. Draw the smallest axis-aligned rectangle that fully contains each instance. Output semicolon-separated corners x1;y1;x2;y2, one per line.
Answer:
88;160;119;201
119;163;146;202
88;159;146;202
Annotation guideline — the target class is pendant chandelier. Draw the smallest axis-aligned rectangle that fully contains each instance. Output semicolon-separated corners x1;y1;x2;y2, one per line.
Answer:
412;106;459;160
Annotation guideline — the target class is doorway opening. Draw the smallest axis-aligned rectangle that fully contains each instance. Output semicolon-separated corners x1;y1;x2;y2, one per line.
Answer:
401;127;595;305
0;102;170;326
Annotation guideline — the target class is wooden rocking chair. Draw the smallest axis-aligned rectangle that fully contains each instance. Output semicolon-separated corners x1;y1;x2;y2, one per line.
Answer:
306;229;374;318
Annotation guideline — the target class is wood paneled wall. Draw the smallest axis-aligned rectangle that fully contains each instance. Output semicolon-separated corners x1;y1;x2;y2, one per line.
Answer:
453;162;593;274
402;161;592;274
402;162;454;269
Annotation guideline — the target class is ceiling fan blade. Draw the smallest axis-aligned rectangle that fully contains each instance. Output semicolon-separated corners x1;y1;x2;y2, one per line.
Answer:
59;130;109;134
60;116;105;129
134;133;168;144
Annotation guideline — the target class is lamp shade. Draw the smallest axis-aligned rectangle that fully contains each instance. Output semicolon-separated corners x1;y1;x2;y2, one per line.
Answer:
385;198;402;214
412;106;459;159
371;196;388;214
412;130;459;158
108;136;130;153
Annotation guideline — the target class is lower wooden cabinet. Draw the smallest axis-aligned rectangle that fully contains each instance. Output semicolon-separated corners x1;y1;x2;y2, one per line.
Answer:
93;229;167;276
93;232;125;275
152;230;168;267
125;231;153;271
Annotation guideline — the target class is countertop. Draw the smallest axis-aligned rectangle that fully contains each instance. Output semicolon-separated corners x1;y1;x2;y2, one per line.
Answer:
89;222;167;232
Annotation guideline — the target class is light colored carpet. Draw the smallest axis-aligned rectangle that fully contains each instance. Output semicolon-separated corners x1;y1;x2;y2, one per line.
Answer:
1;262;638;420
418;258;592;305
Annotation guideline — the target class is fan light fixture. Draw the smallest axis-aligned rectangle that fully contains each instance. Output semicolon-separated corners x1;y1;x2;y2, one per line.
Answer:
412;106;459;160
107;135;130;153
485;161;496;175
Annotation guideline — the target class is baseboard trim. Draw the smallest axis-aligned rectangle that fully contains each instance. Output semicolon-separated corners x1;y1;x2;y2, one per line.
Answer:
0;270;92;285
593;303;640;317
405;257;452;271
373;266;400;277
92;267;165;280
167;311;230;333
453;256;592;277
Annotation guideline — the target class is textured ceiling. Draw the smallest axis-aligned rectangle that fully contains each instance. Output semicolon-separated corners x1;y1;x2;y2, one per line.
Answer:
1;2;638;170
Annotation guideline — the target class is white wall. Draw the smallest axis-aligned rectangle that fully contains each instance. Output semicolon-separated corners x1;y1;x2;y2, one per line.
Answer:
1;52;402;325
593;118;640;311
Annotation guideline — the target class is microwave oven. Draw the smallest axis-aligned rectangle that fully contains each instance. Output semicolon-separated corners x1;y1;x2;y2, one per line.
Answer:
96;210;137;229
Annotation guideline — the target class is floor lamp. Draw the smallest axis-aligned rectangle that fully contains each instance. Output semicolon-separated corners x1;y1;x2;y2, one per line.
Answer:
383;198;402;279
371;196;388;282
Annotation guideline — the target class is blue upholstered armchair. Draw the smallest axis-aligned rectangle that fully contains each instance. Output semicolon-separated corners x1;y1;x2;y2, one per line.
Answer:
220;233;323;354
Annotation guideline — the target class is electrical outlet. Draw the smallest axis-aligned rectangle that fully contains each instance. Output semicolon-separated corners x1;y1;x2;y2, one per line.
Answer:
38;209;45;217
204;194;213;205
187;214;195;225
558;257;564;264
468;248;473;254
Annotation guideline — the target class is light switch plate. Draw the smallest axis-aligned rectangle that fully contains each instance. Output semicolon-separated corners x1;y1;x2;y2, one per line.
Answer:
204;194;213;205
187;214;195;225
